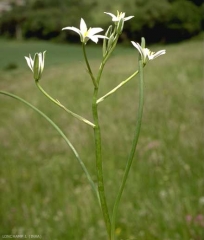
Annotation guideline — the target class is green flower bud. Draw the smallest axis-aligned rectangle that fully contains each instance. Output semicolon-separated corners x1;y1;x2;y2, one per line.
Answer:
107;33;115;51
103;25;113;56
25;51;46;81
116;18;124;34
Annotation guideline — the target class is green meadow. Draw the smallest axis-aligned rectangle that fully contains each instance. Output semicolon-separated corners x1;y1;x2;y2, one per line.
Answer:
0;39;203;240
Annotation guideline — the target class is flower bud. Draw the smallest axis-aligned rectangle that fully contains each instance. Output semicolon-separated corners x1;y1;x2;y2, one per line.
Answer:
107;33;115;51
25;51;46;81
141;37;146;49
116;18;124;34
103;25;113;56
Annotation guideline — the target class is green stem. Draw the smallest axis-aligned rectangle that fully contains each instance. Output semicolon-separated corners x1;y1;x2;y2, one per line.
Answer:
96;36;119;86
82;36;120;238
92;87;111;238
103;35;119;65
0;91;99;203
82;43;98;88
35;81;95;128
97;70;139;104
110;60;144;240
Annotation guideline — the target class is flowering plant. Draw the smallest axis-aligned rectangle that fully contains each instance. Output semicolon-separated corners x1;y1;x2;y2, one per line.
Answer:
0;11;166;240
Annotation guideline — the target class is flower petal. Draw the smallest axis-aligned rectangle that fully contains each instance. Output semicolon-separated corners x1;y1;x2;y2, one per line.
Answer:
25;56;33;71
143;48;151;60
131;41;144;59
29;55;34;68
80;18;87;35
91;35;109;43
88;27;103;36
89;35;99;43
38;52;43;70
152;50;166;59
120;13;125;19
41;51;46;70
124;16;134;21
104;12;116;20
62;26;81;36
94;35;109;39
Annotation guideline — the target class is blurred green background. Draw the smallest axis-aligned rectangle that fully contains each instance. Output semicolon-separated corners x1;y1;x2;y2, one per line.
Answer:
0;0;203;43
0;0;204;240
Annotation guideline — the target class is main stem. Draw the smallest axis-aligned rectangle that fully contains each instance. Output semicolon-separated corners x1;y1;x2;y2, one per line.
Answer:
82;40;122;238
92;87;111;238
110;60;144;240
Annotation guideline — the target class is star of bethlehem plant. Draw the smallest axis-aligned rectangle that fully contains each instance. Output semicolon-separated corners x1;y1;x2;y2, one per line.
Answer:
0;10;166;240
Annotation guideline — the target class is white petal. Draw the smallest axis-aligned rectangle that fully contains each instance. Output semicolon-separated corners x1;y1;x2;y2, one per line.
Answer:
38;53;42;70
131;41;146;62
25;56;33;71
39;52;45;72
88;27;103;36
131;41;143;56
120;13;125;19
80;18;87;35
94;35;108;39
41;51;46;70
62;26;81;36
29;55;34;68
124;16;134;21
152;50;166;59
38;52;45;79
104;12;116;20
143;48;151;60
89;35;98;43
89;35;108;43
112;17;120;22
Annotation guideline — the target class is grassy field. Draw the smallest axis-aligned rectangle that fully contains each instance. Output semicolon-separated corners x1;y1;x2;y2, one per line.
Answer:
0;39;203;240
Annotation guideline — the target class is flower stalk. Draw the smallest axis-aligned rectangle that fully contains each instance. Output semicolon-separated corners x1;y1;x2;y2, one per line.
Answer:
82;43;98;88
111;60;144;240
92;87;111;238
97;70;139;104
35;81;95;128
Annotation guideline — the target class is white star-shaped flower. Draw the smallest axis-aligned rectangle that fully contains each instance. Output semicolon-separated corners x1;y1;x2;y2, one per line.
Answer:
25;51;46;81
131;41;166;65
104;11;134;22
62;18;108;44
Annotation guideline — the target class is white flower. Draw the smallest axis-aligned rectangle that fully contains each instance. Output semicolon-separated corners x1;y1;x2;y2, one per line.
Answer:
62;18;108;44
131;41;166;65
104;11;134;22
25;51;46;81
105;11;134;34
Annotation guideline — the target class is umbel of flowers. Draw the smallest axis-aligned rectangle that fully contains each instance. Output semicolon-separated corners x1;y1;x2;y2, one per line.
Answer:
23;11;166;240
